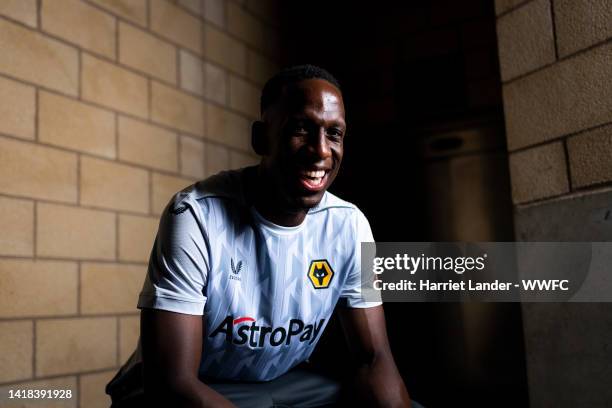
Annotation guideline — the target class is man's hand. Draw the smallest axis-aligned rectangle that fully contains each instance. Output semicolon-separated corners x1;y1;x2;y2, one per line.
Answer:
338;305;412;408
140;309;236;408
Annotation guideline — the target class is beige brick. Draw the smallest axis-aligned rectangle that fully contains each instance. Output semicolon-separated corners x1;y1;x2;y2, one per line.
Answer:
229;75;260;118
0;76;35;140
151;81;205;137
89;0;147;26
0;137;77;202
37;203;115;260
247;50;278;85
180;136;206;178
568;124;612;188
0;196;33;256
36;318;116;376
0;259;77;317
0;19;78;95
118;116;178;172
206;142;230;175
119;22;177;84
230;150;257;169
495;0;529;15
503;42;612;150
509;142;569;204
204;24;247;74
204;62;227;104
81;156;149;213
180;50;204;96
39;91;116;158
119;214;158;262
42;0;115;59
231;3;280;58
496;0;555;81
179;0;202;14
80;370;115;408
227;2;265;51
554;0;612;57
151;0;203;55
82;53;148;118
119;316;139;363
0;0;37;27
0;321;32;383
203;0;225;27
152;173;193;214
207;104;251;150
81;263;145;314
0;377;76;408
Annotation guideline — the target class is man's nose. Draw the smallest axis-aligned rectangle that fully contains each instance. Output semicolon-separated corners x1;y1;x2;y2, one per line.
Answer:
308;128;332;160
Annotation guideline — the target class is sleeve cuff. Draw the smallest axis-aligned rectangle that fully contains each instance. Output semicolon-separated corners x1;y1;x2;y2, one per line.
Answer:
137;293;205;316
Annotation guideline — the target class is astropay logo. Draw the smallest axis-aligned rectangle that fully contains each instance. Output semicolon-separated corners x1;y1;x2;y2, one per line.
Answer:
210;315;325;348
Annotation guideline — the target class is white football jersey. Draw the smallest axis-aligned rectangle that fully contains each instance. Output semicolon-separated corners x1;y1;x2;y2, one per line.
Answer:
112;167;380;386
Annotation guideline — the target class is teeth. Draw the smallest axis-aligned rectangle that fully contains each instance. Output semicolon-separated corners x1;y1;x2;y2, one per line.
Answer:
304;170;325;178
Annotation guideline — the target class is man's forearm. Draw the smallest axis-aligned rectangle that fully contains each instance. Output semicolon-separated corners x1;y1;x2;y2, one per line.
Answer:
146;377;236;408
355;353;411;408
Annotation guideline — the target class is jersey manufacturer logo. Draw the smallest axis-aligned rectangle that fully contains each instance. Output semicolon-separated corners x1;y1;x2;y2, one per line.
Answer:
308;260;334;289
210;315;326;347
229;258;243;281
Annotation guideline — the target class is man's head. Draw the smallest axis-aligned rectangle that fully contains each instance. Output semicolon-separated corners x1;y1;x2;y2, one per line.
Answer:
252;65;346;212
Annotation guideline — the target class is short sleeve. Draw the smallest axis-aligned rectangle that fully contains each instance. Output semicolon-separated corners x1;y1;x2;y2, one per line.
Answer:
339;209;383;308
137;198;209;315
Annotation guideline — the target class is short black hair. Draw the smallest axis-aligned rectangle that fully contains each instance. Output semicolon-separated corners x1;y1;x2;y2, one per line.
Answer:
260;64;341;115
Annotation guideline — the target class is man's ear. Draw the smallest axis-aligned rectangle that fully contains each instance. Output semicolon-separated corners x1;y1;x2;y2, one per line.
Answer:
251;121;268;156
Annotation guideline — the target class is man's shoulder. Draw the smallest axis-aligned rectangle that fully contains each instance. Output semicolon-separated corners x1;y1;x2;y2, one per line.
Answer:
309;191;370;226
168;168;247;214
311;191;359;214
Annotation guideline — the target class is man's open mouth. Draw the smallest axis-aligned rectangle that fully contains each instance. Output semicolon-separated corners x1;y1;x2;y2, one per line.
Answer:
298;169;330;192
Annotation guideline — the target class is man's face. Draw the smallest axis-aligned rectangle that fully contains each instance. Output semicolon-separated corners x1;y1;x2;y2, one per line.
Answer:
261;79;346;211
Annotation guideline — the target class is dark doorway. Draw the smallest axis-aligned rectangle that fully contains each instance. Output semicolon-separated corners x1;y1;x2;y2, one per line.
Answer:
279;1;529;406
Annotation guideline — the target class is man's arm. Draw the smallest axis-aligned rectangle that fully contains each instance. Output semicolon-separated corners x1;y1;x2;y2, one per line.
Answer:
140;309;236;408
337;305;411;408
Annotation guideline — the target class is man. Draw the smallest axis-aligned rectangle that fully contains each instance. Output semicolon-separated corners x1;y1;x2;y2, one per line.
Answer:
106;65;413;407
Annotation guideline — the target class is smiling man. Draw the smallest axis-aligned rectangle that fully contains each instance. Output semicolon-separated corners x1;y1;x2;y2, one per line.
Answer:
106;65;413;408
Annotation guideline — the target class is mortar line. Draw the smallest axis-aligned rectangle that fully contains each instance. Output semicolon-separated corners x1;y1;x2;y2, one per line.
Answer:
115;17;119;62
34;88;39;142
562;138;573;191
496;0;536;19
32;319;36;379
549;0;559;60
33;201;37;258
116;317;120;365
76;154;81;205
77;50;82;99
177;133;183;175
115;213;120;261
77;261;81;315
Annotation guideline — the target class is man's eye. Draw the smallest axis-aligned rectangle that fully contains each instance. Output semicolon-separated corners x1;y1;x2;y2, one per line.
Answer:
327;128;344;139
291;123;308;134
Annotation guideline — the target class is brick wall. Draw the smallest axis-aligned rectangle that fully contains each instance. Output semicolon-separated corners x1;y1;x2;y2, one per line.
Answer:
496;0;612;406
496;0;612;205
0;1;279;406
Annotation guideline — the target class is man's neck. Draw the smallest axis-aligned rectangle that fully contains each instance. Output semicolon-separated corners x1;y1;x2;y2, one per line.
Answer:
245;166;308;227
